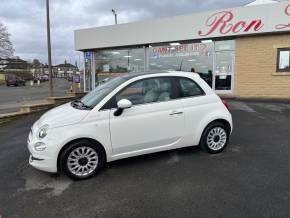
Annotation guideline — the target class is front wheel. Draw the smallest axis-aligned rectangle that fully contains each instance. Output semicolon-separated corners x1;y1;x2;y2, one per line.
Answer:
199;122;229;154
60;140;105;180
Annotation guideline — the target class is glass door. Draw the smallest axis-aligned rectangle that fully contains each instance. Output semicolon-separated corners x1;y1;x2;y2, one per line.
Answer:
213;51;234;93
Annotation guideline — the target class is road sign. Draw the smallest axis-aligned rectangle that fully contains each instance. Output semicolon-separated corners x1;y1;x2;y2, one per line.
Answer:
85;51;92;60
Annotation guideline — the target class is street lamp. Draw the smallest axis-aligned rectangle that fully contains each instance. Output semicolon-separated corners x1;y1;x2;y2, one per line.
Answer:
111;9;118;24
46;0;53;96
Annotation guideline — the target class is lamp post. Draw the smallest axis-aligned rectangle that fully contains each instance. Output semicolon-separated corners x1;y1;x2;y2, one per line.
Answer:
112;9;118;24
46;0;53;96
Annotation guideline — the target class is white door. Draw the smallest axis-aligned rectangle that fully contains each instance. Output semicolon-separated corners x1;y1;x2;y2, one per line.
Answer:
109;77;185;155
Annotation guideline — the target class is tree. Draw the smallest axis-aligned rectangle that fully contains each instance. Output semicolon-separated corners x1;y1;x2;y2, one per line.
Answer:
32;59;41;67
0;22;14;58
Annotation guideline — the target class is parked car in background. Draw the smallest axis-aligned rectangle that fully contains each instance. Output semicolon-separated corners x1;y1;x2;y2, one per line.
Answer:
33;75;49;83
27;71;232;180
6;75;26;86
41;75;49;81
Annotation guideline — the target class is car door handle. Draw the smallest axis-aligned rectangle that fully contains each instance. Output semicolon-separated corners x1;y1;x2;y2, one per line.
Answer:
169;111;183;116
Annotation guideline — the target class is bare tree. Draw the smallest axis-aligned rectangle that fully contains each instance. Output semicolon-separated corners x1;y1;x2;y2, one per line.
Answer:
0;22;14;58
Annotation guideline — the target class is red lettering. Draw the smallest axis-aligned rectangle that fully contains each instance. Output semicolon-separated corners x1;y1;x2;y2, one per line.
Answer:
198;11;264;36
285;4;290;15
233;21;246;33
244;20;263;32
275;4;290;30
198;11;233;36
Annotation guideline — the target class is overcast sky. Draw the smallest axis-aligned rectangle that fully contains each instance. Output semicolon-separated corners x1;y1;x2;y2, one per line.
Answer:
0;0;273;66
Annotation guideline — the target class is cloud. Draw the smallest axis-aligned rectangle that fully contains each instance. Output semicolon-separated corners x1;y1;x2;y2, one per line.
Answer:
0;0;277;66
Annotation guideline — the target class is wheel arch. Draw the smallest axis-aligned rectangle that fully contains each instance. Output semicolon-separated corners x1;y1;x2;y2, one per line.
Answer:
197;118;232;145
57;137;107;172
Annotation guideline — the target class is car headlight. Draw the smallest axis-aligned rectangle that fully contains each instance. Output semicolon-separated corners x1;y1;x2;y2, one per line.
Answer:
38;125;49;139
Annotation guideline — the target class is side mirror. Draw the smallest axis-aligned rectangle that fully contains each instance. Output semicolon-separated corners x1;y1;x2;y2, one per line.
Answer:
117;99;132;109
114;99;132;116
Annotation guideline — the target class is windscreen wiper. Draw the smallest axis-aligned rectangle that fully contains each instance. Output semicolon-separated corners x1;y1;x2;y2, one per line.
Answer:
71;99;93;110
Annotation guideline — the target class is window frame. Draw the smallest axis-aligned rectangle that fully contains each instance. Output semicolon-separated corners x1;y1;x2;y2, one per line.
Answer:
100;76;179;110
173;76;206;99
276;47;290;72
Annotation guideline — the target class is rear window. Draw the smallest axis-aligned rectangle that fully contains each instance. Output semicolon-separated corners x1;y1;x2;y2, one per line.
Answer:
177;77;205;98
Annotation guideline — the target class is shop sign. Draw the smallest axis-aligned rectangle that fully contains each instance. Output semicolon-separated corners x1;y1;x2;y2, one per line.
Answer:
198;4;290;37
152;43;213;58
75;2;290;50
275;4;290;30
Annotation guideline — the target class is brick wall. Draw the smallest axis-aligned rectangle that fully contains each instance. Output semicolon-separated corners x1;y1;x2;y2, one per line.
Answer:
235;34;290;99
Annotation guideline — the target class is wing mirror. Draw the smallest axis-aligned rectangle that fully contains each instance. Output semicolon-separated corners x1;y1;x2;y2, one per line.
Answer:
114;99;133;116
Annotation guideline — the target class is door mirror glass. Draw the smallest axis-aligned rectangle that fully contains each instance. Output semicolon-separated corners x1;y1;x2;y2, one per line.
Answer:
117;99;133;109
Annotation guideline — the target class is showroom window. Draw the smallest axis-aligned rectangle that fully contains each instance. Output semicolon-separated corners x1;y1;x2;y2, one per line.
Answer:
149;40;235;91
277;48;290;72
94;48;145;85
149;43;214;73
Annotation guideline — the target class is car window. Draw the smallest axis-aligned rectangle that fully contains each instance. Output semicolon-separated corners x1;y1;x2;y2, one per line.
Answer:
81;76;127;108
178;77;204;98
116;77;173;105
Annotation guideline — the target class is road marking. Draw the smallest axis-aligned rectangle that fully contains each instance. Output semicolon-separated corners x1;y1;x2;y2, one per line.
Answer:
251;102;290;113
229;101;256;112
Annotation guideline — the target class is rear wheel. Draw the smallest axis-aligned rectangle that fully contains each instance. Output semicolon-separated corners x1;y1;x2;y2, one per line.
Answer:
199;122;229;154
60;140;105;180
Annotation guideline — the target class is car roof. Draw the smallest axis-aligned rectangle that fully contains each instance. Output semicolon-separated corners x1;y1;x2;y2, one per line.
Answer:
120;71;200;80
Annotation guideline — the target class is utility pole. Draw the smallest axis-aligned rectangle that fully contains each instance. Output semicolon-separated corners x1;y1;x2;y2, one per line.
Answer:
46;0;53;96
112;9;118;24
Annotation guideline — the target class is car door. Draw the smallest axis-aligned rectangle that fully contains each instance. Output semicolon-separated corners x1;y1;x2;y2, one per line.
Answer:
109;76;185;155
174;76;209;146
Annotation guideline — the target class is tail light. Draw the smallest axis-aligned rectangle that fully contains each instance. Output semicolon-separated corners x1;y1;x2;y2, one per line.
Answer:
222;100;230;111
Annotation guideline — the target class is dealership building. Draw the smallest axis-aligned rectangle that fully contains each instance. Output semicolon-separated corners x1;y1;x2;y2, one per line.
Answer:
75;0;290;98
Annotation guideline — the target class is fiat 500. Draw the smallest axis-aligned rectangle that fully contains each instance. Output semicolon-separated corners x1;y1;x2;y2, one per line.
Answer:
27;71;232;180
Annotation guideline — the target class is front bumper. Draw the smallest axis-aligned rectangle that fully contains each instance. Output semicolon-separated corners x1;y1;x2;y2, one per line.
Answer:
28;154;57;173
27;127;58;173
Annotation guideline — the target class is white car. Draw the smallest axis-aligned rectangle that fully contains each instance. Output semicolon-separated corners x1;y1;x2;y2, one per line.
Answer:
27;71;232;180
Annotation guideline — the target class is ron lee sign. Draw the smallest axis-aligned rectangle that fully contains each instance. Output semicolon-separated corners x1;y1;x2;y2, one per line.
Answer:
74;1;290;50
196;2;290;38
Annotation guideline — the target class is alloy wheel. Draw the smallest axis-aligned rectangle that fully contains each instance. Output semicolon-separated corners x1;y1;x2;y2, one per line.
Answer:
67;146;99;177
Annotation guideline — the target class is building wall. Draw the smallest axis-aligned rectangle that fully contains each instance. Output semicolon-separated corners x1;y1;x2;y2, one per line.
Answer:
0;73;5;81
235;34;290;99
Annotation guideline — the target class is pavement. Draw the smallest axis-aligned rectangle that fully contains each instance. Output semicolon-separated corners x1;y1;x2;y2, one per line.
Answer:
0;100;290;218
0;78;70;113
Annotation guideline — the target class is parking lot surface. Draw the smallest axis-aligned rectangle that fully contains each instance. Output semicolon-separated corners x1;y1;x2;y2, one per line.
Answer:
0;100;289;218
0;78;70;113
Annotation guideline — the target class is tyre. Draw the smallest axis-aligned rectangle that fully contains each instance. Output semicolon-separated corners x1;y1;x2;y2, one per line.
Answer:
59;140;106;180
199;122;230;154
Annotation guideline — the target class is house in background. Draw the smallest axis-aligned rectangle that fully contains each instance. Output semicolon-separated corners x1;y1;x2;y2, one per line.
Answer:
0;57;32;81
54;60;79;78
